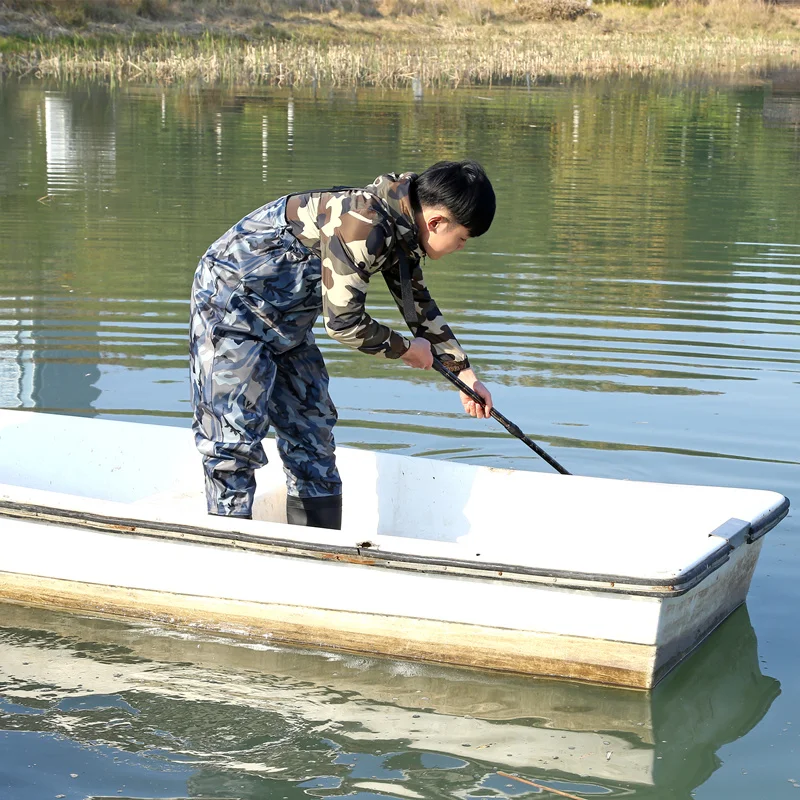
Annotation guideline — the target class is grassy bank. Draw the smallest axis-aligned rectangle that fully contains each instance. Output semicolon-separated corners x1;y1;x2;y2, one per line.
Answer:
1;0;799;85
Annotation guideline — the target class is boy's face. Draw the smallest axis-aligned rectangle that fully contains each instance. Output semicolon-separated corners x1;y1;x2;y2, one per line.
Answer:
417;208;470;260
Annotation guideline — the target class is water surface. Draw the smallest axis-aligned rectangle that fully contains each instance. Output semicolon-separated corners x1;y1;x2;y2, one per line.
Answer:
0;75;798;798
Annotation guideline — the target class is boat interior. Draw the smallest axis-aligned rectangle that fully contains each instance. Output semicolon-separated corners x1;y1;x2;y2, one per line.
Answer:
0;409;789;582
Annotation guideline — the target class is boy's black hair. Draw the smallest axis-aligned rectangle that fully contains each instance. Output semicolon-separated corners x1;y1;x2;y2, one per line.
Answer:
410;160;496;238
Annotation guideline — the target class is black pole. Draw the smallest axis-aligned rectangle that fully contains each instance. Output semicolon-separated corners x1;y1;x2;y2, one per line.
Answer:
431;358;571;476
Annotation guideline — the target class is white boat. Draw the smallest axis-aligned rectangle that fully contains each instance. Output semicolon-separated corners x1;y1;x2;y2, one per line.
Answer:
0;409;789;689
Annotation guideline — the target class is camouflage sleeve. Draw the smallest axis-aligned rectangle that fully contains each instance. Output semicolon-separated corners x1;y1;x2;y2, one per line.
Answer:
382;259;471;373
319;193;411;359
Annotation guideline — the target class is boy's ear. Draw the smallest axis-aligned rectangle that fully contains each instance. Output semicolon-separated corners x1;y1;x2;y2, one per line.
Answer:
427;213;449;232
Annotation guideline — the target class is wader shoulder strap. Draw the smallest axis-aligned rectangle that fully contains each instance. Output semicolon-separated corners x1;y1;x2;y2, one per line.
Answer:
396;244;419;332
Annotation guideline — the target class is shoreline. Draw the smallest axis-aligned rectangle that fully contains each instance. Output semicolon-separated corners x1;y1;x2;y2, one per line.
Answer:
2;1;800;85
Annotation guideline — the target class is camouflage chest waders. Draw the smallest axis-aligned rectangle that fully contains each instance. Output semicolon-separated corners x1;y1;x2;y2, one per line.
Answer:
190;196;341;519
190;173;471;523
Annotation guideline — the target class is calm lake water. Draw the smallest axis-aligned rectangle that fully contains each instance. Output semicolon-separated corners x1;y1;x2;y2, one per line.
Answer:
0;74;798;799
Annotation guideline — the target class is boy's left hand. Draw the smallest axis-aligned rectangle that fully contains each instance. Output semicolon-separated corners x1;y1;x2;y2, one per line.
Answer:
457;369;493;419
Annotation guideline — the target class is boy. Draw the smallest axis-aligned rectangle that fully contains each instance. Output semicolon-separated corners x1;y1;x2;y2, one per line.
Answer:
190;160;495;529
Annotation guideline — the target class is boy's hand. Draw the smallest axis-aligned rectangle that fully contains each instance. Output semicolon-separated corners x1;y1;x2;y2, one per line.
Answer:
401;337;434;370
457;369;493;419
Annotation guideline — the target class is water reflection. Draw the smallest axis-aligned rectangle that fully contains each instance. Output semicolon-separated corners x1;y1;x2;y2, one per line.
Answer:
763;69;800;129
0;603;779;799
0;310;35;407
1;79;798;476
262;114;269;183
0;298;103;412
44;91;116;196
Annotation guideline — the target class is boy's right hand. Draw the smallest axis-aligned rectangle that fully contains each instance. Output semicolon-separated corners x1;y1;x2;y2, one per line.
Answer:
401;337;433;370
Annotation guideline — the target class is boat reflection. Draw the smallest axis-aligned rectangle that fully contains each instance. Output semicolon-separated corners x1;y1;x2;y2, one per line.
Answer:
0;602;779;798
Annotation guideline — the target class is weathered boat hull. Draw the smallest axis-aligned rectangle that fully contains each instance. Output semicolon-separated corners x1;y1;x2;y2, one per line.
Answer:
0;516;766;688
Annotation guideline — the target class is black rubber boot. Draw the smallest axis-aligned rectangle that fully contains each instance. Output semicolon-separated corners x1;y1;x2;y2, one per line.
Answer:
286;494;342;530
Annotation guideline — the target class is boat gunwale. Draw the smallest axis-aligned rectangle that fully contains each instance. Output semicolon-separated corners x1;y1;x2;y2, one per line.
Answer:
0;497;789;598
747;501;789;541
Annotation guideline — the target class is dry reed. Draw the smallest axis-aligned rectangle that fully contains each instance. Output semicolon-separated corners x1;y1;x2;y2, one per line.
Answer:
1;0;799;84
